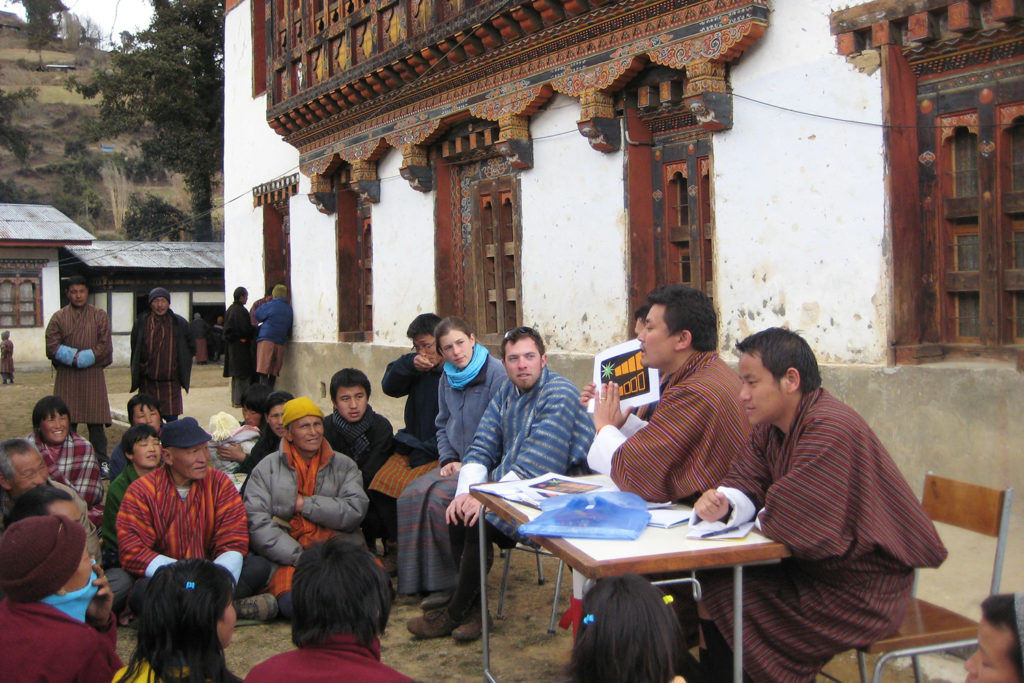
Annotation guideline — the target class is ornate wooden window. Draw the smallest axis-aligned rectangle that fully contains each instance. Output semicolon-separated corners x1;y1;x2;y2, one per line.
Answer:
253;175;298;297
940;123;982;341
0;273;42;328
660;143;712;292
474;177;520;335
336;187;373;339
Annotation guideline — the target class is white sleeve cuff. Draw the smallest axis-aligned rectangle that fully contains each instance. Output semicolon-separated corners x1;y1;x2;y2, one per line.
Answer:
586;425;627;475
456;463;488;497
144;554;177;578
214;550;244;582
619;413;647;438
717;486;757;525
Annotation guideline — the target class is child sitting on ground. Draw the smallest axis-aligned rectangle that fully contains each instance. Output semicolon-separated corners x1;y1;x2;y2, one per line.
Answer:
114;559;241;683
321;369;395;561
101;424;161;612
965;592;1023;683
570;573;706;683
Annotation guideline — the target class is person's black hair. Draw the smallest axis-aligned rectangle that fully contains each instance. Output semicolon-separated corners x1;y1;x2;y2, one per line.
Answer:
120;424;160;460
501;326;545;358
232;286;247;303
329;368;371;403
242;383;272;414
981;593;1024;679
735;327;822;393
250;391;295;461
633;305;650;323
65;275;87;290
291;537;392;649
570;574;695;683
646;284;717;352
31;395;70;431
6;485;73;527
117;559;240;683
406;313;442;340
126;393;162;421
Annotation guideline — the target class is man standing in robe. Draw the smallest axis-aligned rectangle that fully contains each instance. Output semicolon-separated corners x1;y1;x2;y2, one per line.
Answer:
586;284;749;504
693;327;947;683
223;286;255;407
130;287;195;420
45;276;112;469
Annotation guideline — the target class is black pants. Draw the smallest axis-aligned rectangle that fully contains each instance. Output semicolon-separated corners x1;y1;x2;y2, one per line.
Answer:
700;618;754;683
73;423;107;461
445;520;517;622
128;555;272;614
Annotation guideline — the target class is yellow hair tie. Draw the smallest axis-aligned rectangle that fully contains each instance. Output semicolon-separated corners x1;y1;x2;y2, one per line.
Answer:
663;595;674;606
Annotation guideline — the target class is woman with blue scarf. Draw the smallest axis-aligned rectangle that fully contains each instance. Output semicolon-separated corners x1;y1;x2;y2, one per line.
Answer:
395;317;507;607
0;514;121;682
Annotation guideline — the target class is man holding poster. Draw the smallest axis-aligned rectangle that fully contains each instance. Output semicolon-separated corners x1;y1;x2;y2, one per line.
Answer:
585;284;748;504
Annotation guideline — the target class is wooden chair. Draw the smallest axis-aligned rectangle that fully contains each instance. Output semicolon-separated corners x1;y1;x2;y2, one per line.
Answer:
856;473;1013;683
496;543;566;633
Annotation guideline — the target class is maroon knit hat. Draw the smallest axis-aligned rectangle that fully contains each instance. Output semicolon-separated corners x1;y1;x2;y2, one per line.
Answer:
0;514;86;602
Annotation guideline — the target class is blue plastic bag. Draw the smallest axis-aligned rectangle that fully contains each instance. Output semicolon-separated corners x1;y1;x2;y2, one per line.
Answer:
518;491;651;540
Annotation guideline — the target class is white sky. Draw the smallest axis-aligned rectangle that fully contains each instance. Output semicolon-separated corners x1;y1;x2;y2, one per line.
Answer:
1;0;154;46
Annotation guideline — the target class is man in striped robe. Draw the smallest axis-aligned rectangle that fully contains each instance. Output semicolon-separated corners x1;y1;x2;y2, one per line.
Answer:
117;417;274;618
693;328;947;683
44;276;112;466
407;327;595;642
129;288;195;419
587;284;749;504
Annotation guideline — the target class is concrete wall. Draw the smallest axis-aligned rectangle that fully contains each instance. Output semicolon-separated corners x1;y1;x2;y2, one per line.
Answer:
0;246;61;366
223;0;299;307
714;0;887;363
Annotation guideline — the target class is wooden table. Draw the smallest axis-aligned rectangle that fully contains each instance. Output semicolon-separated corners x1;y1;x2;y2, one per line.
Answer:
471;486;791;683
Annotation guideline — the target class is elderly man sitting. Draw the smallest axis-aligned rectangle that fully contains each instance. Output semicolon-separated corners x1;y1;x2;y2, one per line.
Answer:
244;396;369;620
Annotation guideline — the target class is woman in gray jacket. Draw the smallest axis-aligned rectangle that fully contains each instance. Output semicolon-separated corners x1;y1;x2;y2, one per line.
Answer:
395;318;507;606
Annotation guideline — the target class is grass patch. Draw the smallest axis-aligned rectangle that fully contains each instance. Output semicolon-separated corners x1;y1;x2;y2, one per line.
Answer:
33;85;89;105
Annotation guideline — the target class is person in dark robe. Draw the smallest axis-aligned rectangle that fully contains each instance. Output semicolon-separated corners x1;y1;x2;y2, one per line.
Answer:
223;287;256;407
693;327;948;683
191;313;210;365
129;288;195;420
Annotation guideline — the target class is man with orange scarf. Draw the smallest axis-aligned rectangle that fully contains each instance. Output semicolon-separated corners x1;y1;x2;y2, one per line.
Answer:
244;397;368;620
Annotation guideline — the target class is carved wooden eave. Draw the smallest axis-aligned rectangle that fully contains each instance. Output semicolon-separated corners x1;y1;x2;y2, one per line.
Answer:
268;0;768;187
831;0;1024;76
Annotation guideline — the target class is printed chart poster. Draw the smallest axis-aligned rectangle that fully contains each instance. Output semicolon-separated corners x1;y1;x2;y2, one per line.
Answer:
589;339;660;412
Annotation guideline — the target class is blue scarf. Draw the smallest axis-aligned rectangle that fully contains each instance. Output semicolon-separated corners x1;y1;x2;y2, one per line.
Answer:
444;343;490;390
41;570;99;623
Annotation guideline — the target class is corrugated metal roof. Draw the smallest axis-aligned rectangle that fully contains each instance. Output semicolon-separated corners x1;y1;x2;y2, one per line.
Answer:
64;241;224;270
0;204;95;242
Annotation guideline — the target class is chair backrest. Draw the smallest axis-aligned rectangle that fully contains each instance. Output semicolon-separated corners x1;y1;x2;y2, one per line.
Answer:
921;473;1014;594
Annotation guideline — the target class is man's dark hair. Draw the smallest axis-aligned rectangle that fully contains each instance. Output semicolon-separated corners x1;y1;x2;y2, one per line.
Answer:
120;424;160;459
736;327;822;393
6;485;74;527
31;395;71;431
232;286;247;303
646;284;717;352
126;393;162;421
65;275;87;290
633;305;650;323
406;313;442;339
329;369;371;402
291;538;392;649
242;384;272;413
501;326;545;358
980;594;1024;678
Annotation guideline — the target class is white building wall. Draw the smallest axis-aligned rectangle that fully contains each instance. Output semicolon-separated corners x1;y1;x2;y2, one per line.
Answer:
714;0;887;364
287;177;340;341
223;0;299;308
372;148;437;346
520;95;628;354
0;247;60;365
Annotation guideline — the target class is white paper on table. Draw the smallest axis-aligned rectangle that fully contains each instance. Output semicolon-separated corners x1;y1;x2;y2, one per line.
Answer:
647;506;693;528
686;519;755;540
472;472;619;508
588;339;660;412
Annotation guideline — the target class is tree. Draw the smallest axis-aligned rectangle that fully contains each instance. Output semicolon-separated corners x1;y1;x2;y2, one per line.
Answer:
17;0;66;54
0;84;37;163
71;0;223;241
123;193;189;241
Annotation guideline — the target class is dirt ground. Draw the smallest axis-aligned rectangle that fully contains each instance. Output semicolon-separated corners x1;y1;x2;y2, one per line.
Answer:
0;365;968;682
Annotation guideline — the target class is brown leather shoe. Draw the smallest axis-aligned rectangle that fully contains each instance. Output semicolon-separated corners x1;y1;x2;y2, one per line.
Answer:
452;609;493;642
407;607;458;639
